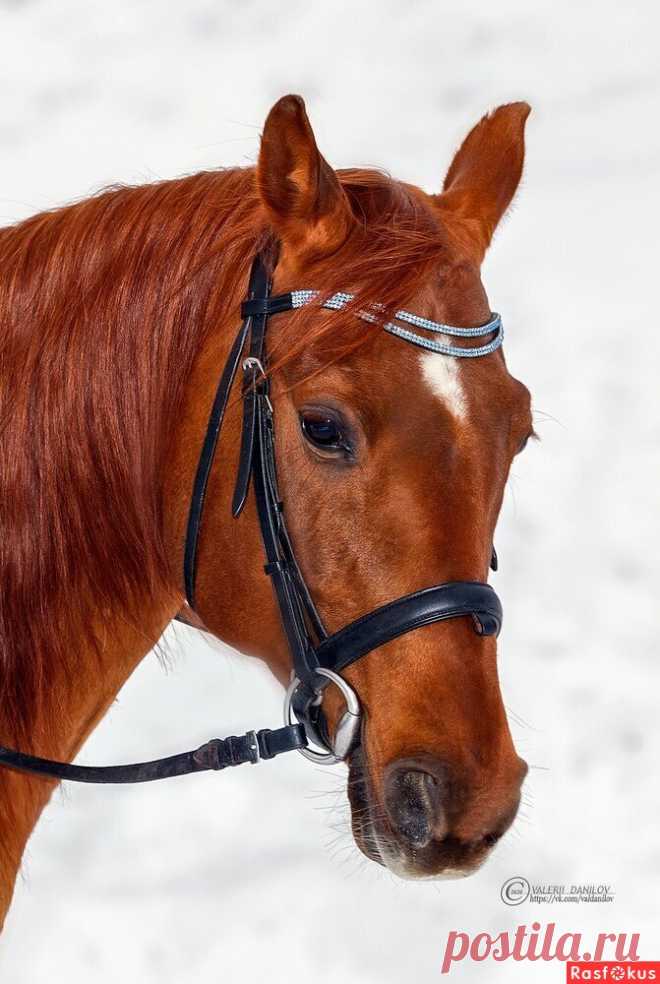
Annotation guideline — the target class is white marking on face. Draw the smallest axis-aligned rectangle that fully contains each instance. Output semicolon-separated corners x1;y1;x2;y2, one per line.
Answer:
419;351;467;420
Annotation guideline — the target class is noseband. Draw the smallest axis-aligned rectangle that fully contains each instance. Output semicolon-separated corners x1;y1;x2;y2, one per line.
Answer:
0;252;503;783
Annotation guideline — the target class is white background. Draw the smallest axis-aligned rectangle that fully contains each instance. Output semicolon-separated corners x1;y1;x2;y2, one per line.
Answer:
0;1;658;981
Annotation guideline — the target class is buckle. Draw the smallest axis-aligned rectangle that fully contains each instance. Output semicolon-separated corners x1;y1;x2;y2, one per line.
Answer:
242;358;273;414
245;729;260;764
242;356;267;382
264;560;285;577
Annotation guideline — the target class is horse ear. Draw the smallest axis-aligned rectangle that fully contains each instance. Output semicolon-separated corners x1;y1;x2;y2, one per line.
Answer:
257;94;354;257
437;102;531;259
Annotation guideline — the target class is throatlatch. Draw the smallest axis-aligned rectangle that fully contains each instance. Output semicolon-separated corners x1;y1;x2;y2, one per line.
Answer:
0;251;503;785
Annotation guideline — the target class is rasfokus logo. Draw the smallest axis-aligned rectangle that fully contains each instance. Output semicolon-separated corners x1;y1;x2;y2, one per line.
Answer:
567;964;660;982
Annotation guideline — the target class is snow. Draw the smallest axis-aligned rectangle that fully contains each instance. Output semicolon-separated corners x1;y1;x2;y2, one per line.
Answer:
0;1;658;980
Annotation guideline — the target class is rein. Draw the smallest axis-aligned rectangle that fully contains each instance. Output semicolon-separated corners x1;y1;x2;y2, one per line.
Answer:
0;252;503;783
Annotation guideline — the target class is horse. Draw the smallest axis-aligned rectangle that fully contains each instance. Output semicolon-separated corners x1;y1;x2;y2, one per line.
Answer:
0;93;533;925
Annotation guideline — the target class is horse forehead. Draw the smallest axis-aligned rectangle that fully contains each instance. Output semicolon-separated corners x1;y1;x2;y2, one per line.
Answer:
283;332;478;423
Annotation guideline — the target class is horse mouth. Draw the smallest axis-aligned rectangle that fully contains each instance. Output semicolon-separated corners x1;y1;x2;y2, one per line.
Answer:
346;746;511;879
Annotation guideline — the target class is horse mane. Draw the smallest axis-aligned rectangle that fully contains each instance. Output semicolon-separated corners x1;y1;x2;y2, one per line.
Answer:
0;164;445;756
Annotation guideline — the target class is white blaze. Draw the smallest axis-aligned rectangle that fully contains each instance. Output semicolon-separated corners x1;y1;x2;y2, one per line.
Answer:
419;351;467;420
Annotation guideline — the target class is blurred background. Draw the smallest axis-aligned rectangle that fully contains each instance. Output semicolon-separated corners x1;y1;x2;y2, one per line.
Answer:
0;1;658;981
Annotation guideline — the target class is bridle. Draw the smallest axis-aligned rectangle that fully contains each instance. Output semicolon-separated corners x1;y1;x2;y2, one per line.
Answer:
0;251;503;783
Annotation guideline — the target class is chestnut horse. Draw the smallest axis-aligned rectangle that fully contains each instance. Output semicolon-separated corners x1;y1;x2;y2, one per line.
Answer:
0;94;533;924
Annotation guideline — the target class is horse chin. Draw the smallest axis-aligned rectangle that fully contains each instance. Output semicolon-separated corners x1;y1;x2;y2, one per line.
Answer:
346;747;492;881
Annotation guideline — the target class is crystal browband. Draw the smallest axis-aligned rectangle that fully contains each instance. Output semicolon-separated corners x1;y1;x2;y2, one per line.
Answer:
278;290;504;359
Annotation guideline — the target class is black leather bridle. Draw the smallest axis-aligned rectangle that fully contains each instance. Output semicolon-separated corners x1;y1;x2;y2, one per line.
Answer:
0;252;502;784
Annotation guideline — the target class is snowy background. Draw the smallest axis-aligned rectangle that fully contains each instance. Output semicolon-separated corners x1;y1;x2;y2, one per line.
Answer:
0;1;658;981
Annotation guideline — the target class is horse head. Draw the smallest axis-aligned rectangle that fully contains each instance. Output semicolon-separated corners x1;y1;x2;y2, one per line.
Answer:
180;95;533;878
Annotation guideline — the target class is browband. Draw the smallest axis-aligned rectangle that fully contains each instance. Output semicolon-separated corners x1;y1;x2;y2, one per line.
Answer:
241;291;504;358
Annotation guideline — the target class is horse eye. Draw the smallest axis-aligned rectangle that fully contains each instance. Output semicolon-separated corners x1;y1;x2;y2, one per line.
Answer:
300;412;346;451
517;433;531;454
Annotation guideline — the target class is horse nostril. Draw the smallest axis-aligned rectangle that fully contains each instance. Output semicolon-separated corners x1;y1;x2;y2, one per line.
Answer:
384;764;449;849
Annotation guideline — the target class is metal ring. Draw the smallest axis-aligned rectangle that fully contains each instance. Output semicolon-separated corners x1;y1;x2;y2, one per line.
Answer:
283;669;360;765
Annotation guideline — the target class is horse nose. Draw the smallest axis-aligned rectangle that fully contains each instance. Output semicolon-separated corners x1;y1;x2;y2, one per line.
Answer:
383;759;452;849
383;756;527;853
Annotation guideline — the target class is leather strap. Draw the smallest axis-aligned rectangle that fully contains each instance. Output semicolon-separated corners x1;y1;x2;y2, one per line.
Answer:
232;258;272;518
183;317;251;609
315;582;502;676
241;294;295;318
0;725;306;784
